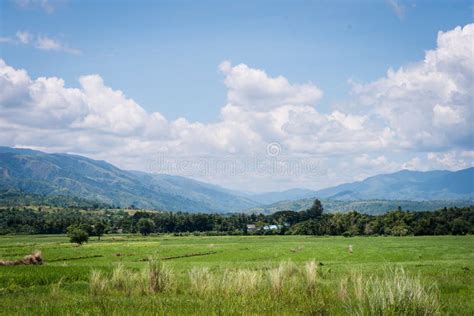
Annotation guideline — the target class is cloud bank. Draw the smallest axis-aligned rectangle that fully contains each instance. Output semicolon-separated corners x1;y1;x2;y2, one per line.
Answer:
0;24;473;190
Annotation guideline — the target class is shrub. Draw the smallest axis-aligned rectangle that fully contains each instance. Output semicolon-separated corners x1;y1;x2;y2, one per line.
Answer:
68;227;89;245
342;231;352;238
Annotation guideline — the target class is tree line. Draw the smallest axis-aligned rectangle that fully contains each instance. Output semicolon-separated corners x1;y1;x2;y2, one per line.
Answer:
0;200;473;238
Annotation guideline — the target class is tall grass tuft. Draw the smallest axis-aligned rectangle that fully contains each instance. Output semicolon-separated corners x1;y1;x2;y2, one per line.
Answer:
50;277;64;299
90;262;176;296
90;270;108;296
304;260;318;294
109;264;138;295
344;268;440;316
268;261;298;295
146;259;175;294
220;269;262;297
189;267;215;296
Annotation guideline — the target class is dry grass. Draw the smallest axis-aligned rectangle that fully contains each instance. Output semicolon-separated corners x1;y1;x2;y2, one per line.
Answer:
220;269;262;296
109;264;140;295
304;260;318;293
88;260;441;316
268;260;299;295
90;270;108;296
146;259;175;293
189;267;215;296
90;260;175;296
0;250;43;266
343;268;440;316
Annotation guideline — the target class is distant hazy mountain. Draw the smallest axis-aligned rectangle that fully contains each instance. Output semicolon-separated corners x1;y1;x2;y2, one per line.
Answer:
0;147;258;212
313;168;474;201
1;146;472;213
245;188;317;204
247;198;474;215
245;168;474;214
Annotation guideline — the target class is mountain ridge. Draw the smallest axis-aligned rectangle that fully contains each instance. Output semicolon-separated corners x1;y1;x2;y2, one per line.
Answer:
313;167;473;201
0;147;258;212
1;146;472;213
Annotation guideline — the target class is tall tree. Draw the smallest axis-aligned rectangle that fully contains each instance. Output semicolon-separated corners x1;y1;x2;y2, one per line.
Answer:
306;199;324;219
94;222;106;241
137;218;155;236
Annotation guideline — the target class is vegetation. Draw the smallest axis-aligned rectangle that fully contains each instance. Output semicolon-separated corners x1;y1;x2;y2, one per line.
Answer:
89;261;440;315
0;201;472;237
67;226;89;245
0;190;112;209
137;218;155;236
0;234;472;315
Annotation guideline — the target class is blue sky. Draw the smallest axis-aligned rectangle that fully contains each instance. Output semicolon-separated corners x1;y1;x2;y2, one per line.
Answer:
1;0;472;122
0;0;473;191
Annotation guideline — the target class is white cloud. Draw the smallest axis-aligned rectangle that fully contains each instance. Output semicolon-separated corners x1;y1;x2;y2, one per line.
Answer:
219;61;323;110
329;111;367;130
0;23;473;190
16;31;32;44
400;151;474;171
433;104;462;126
350;23;474;151
1;30;81;55
36;35;81;54
427;151;473;170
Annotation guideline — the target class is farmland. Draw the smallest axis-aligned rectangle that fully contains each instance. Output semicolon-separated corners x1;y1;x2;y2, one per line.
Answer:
0;235;473;315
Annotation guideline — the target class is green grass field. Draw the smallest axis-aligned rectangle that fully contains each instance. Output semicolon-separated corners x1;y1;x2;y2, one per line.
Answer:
0;235;473;315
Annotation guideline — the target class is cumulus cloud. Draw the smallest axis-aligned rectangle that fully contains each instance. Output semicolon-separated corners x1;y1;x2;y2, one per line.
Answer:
219;61;323;110
350;23;474;151
0;24;473;190
401;151;474;172
432;104;462;126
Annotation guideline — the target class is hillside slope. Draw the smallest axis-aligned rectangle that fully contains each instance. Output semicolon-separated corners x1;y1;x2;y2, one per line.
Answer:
0;147;258;212
313;168;474;201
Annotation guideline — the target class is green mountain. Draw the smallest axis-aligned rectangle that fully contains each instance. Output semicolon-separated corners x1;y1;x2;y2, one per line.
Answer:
247;198;474;215
1;146;472;214
245;188;317;204
247;168;474;214
313;168;474;201
0;147;258;212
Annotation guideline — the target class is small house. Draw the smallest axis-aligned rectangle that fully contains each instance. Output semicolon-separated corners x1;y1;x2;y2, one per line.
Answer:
246;224;257;231
263;224;281;230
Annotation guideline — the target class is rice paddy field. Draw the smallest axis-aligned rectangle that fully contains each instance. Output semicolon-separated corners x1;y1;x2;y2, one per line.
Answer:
0;235;473;315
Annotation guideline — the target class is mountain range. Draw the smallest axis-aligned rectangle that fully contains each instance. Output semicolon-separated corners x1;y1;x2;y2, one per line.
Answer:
0;146;472;213
0;147;257;212
313;168;474;201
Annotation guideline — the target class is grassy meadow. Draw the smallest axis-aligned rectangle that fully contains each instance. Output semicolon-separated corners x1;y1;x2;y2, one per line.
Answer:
0;235;473;315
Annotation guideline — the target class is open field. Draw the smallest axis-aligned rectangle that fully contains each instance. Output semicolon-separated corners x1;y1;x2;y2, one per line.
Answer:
0;235;473;315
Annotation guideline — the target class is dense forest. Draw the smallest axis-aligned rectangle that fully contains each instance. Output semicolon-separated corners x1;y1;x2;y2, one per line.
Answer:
1;200;473;237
